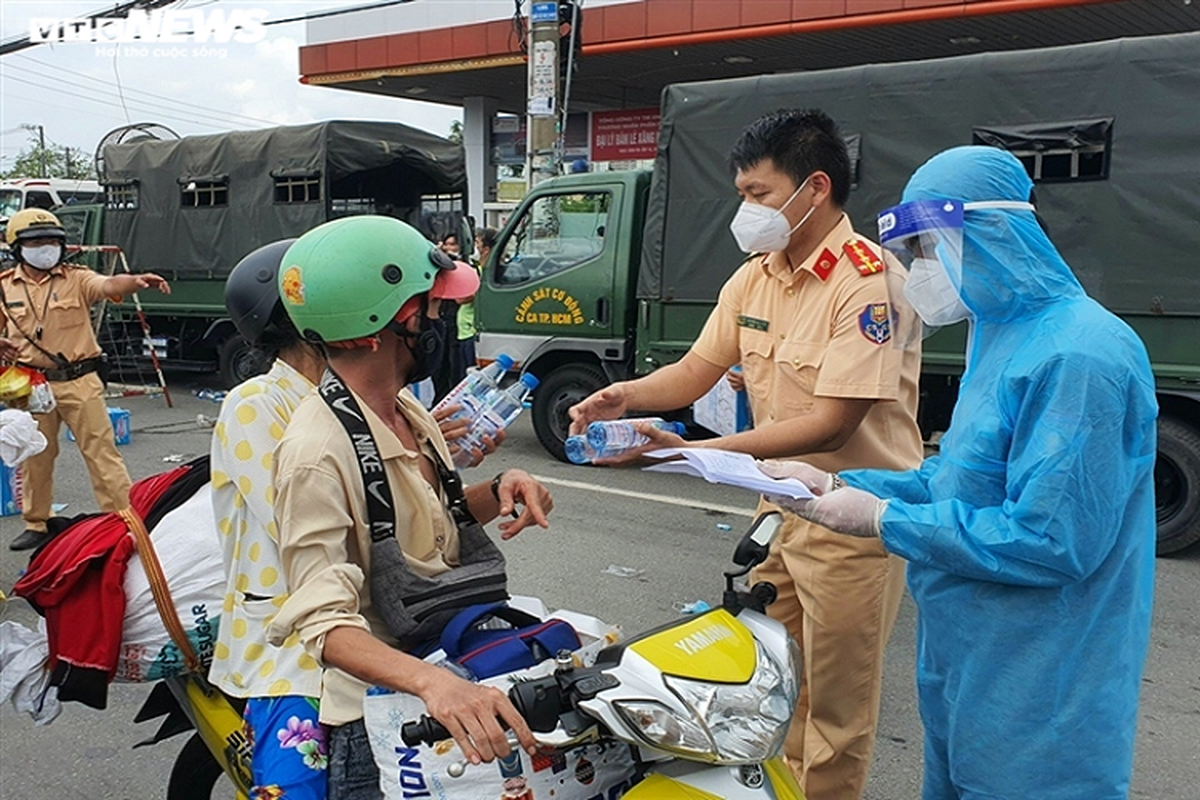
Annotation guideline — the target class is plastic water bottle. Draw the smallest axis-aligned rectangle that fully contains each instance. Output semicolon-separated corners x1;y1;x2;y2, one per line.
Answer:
452;373;540;468
434;354;514;424
585;417;686;451
566;434;661;465
565;435;598;464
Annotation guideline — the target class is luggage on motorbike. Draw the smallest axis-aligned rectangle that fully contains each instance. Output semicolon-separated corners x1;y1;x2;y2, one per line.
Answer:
117;483;224;682
439;602;582;680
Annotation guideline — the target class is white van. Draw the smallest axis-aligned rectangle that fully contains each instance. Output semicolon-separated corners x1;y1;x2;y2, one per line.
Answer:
0;177;103;219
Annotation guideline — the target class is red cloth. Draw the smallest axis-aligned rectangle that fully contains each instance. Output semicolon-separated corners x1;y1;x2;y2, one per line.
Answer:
14;466;189;679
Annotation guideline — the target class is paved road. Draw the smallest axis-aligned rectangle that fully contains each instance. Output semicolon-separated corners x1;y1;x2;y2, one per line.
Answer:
1;376;1197;798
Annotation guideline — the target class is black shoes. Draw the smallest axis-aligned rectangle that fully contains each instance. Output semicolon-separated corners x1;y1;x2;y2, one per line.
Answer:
9;528;50;551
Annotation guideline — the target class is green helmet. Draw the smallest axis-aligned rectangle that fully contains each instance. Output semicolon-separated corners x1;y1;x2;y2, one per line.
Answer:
278;216;451;343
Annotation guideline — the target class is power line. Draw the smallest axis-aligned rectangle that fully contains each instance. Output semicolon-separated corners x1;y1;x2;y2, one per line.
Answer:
2;71;286;132
10;54;281;127
1;74;268;133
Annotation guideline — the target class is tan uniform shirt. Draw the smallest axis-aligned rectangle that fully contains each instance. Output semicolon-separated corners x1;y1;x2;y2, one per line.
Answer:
0;263;108;369
268;386;462;725
691;215;923;473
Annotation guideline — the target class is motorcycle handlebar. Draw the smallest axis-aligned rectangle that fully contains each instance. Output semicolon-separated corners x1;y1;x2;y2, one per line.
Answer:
401;715;452;747
399;671;575;748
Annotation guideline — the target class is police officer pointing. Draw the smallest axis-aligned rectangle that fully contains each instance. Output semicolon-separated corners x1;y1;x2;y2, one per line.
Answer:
0;208;170;551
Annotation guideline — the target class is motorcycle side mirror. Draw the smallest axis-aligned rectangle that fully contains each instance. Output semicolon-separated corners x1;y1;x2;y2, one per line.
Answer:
731;511;783;569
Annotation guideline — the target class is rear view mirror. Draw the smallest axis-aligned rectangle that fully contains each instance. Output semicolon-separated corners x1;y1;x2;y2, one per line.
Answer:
732;512;783;568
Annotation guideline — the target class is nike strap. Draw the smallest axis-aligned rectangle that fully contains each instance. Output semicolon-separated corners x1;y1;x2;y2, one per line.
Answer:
318;368;476;544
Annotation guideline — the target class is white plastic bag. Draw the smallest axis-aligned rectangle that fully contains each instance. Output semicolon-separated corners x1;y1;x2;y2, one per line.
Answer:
26;371;55;415
0;619;61;725
364;606;632;800
116;484;225;682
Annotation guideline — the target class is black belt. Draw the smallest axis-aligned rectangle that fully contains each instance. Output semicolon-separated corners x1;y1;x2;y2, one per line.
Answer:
36;357;103;383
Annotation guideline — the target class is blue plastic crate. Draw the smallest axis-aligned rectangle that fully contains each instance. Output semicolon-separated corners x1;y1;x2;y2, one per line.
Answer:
66;406;131;446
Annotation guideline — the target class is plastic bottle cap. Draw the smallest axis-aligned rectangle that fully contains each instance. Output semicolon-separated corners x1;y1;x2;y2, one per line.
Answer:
495;353;515;370
520;372;540;389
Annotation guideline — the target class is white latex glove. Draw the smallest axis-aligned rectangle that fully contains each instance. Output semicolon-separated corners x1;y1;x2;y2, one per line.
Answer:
758;460;836;494
766;486;887;538
802;487;887;537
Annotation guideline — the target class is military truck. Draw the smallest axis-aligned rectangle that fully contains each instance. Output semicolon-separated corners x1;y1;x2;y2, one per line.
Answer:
475;32;1200;554
58;120;466;386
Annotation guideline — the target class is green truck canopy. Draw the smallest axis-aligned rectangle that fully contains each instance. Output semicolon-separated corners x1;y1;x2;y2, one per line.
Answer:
101;120;465;277
639;31;1200;317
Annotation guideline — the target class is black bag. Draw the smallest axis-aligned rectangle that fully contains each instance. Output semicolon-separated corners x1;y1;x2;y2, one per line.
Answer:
318;369;508;652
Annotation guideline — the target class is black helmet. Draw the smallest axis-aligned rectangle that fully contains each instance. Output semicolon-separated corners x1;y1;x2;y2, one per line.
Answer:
224;239;299;350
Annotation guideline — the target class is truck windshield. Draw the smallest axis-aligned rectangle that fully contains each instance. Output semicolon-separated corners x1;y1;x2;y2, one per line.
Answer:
495;191;610;285
0;191;22;219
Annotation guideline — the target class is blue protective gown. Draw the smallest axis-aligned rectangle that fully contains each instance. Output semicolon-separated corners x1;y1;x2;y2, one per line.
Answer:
843;147;1157;799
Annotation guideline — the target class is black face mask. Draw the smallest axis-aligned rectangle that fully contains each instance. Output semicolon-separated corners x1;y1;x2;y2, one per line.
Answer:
405;312;449;385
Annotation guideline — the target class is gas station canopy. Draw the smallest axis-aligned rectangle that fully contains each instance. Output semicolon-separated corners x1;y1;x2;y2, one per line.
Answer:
299;0;1200;114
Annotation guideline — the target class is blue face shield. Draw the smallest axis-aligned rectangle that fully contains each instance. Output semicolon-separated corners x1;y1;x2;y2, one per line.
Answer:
878;198;1034;329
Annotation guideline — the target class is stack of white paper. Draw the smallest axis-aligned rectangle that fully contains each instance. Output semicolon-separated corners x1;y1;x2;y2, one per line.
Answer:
643;448;814;500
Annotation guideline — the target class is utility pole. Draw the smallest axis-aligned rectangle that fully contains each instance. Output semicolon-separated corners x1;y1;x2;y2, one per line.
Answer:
526;1;561;189
37;126;46;178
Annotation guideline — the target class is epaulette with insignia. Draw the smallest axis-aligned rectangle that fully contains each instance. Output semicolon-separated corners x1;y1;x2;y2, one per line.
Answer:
843;238;885;276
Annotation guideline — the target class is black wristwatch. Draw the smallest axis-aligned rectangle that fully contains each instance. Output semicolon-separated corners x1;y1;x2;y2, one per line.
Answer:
490;471;506;502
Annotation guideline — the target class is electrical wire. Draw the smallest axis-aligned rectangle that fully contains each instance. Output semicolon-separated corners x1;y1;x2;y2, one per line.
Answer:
111;48;133;125
10;55;281;128
1;74;267;133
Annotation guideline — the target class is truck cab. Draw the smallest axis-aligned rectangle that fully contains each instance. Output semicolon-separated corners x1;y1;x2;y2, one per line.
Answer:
477;170;651;461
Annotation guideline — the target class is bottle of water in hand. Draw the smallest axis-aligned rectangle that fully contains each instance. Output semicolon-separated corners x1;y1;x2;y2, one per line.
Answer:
435;354;514;426
585;417;686;451
452;373;540;468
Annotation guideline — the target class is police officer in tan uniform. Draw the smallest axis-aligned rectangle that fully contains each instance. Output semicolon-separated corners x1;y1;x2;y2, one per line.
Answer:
570;109;924;800
0;209;170;551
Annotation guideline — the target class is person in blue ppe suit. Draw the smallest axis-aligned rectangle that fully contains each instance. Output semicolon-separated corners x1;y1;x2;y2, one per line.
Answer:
761;145;1158;799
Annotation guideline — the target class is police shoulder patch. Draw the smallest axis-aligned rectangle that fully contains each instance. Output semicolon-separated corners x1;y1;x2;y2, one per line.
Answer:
811;248;838;282
858;303;891;345
843;238;885;276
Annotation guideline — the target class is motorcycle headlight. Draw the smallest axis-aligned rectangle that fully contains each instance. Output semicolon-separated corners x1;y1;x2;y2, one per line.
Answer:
613;640;799;764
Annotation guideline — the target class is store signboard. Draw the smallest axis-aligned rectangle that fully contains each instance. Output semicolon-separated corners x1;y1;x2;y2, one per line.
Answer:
590;108;660;161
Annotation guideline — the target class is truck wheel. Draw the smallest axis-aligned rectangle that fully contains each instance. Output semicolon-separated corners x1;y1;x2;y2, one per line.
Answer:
1156;415;1200;555
218;334;270;389
532;364;608;462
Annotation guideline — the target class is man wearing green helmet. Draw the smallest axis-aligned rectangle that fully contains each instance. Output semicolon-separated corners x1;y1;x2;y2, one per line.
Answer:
264;216;552;799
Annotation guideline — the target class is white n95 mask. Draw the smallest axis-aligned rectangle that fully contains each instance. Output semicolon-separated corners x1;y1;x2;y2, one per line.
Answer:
903;256;970;326
729;177;814;253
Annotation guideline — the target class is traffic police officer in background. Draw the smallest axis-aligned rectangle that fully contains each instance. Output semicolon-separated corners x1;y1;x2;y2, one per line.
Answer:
0;208;170;551
570;108;924;799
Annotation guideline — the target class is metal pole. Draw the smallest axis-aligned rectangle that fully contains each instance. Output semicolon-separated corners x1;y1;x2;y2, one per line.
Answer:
37;125;46;178
526;1;561;189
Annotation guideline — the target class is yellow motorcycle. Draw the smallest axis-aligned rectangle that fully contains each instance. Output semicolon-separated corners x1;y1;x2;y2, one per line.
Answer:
402;511;805;799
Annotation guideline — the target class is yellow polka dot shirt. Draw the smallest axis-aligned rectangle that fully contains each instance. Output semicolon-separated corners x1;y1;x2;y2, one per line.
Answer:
208;359;322;699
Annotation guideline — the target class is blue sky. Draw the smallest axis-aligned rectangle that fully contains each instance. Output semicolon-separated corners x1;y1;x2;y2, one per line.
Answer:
0;1;461;173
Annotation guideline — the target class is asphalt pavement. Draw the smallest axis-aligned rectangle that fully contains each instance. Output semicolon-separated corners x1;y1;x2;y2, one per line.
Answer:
0;371;1197;799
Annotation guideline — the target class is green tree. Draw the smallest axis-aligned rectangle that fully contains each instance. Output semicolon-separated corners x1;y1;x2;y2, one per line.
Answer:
1;128;96;180
447;119;463;145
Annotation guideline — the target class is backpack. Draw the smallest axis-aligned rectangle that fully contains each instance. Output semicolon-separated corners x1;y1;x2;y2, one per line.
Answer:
440;603;581;680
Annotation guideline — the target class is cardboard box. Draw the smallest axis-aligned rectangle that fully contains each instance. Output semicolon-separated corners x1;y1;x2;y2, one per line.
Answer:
67;406;131;446
0;460;23;517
